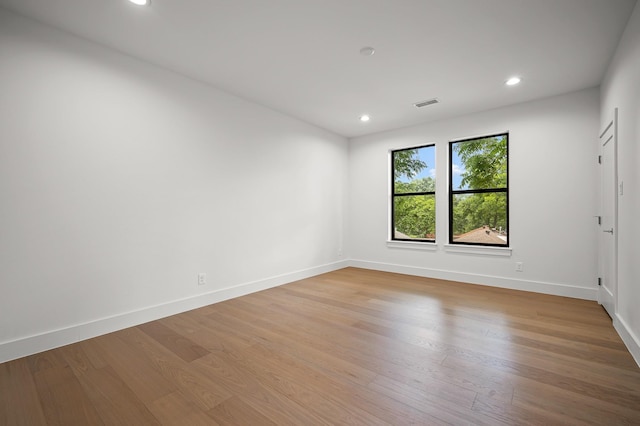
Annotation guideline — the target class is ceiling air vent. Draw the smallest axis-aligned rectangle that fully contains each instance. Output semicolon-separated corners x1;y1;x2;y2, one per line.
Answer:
414;98;440;108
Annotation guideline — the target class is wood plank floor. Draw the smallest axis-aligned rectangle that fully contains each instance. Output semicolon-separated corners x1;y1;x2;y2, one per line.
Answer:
2;267;640;425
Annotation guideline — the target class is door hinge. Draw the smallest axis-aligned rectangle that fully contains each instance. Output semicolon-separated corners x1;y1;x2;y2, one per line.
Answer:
596;215;601;225
598;277;602;286
598;155;602;164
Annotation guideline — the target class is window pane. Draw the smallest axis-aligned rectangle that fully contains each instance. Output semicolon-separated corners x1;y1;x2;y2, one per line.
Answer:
452;135;507;191
452;192;507;245
394;146;435;194
393;194;435;240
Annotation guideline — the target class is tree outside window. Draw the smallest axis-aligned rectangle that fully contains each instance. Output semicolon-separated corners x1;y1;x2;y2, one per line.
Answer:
391;145;436;242
449;134;508;246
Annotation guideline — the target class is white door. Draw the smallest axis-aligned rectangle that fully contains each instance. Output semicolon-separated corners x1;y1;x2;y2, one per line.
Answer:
598;109;618;318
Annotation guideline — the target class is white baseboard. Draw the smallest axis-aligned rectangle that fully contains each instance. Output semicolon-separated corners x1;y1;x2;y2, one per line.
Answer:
0;260;349;364
1;258;616;365
349;259;598;300
614;314;640;368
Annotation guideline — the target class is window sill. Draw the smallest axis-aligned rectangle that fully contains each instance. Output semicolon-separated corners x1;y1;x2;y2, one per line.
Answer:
443;244;512;257
386;241;438;251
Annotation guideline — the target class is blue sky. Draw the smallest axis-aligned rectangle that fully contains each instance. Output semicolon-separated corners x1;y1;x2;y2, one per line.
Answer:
413;146;435;181
397;145;466;189
451;150;466;190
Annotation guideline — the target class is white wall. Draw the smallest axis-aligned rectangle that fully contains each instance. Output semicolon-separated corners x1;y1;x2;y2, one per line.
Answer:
349;88;599;299
0;8;348;362
600;2;640;365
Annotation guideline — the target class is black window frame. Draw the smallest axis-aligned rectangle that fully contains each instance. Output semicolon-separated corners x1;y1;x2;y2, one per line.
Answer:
448;133;509;247
391;144;436;243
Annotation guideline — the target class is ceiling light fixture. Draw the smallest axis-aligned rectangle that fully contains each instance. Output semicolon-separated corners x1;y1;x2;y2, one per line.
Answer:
129;0;150;6
360;114;371;122
505;76;522;86
359;47;375;56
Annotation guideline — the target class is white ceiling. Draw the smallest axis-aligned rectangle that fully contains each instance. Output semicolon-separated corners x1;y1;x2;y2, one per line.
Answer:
0;0;636;138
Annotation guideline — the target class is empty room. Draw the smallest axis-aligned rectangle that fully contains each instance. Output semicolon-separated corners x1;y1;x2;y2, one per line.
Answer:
1;0;640;424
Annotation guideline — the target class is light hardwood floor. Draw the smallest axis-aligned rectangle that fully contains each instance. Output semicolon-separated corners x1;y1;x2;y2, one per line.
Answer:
2;267;640;425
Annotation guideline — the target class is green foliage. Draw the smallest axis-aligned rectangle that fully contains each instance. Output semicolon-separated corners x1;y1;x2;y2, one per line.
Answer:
394;195;436;239
391;138;508;242
393;135;507;243
454;136;507;189
393;149;427;180
452;193;507;235
451;135;508;242
393;148;435;239
395;177;435;194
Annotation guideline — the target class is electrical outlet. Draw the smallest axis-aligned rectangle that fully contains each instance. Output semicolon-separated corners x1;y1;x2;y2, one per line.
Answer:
516;262;524;272
198;273;206;286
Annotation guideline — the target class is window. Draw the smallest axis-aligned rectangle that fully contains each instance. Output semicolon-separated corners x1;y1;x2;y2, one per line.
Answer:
391;145;436;242
449;133;508;246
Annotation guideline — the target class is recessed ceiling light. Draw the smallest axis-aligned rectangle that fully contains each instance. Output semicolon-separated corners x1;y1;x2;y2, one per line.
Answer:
129;0;150;5
360;114;371;122
359;47;375;56
505;76;522;86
